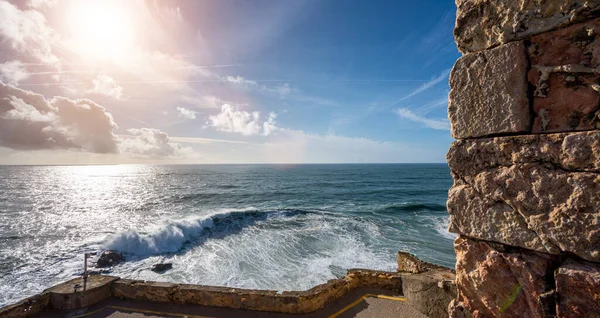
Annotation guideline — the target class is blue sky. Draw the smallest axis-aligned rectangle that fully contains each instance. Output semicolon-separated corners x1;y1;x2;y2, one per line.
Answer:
0;0;460;164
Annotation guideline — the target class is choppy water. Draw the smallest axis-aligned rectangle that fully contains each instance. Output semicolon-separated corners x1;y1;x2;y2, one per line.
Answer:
0;164;455;307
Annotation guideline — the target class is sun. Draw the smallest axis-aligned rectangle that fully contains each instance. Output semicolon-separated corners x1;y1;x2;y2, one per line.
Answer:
67;1;135;60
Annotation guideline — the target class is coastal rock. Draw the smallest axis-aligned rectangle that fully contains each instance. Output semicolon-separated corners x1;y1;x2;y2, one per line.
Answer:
555;259;600;317
454;0;600;53
528;18;600;133
454;236;557;318
151;263;173;273
448;41;530;139
447;132;600;261
97;250;124;268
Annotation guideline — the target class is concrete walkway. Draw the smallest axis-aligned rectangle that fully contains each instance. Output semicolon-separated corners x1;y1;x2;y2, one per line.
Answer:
40;288;426;318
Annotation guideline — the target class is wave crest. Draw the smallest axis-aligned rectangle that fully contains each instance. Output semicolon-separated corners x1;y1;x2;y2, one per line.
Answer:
102;208;311;256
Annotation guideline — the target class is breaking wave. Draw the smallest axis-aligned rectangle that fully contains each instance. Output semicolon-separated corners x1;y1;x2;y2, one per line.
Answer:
103;208;313;255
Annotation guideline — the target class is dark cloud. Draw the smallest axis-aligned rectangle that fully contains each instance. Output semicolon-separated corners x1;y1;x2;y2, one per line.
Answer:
0;81;119;152
0;82;192;157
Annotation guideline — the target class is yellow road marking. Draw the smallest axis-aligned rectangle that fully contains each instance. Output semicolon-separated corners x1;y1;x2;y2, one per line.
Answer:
70;305;215;318
328;294;406;318
373;294;406;301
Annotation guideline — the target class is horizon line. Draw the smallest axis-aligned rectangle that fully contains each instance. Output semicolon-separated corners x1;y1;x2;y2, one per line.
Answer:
0;162;448;167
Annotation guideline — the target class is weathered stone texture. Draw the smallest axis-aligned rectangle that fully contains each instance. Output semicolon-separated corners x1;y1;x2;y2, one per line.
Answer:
447;131;600;262
0;292;50;318
555;259;600;317
397;251;452;274
455;0;600;53
454;236;557;318
448;184;551;253
48;275;119;310
528;18;600;133
401;270;457;318
111;269;409;314
448;41;530;139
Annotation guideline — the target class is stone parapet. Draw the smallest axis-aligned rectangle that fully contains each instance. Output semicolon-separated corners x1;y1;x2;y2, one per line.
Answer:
110;269;411;314
0;293;50;318
453;236;557;318
454;0;600;53
48;275;119;310
447;131;600;262
529;18;600;133
555;259;600;317
450;20;600;138
0;264;456;317
449;41;530;139
454;236;600;318
397;251;454;274
449;1;600;316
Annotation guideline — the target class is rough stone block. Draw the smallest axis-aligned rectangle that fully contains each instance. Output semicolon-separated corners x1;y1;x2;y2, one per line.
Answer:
400;270;456;318
449;41;530;139
397;251;451;274
0;292;50;318
528;18;600;133
454;236;557;318
48;275;119;310
555;259;600;317
455;0;600;53
447;131;600;262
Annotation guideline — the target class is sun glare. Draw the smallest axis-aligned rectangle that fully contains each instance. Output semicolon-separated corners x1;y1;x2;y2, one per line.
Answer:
67;1;134;60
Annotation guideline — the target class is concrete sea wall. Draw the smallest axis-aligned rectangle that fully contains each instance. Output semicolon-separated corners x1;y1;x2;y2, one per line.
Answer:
448;1;600;317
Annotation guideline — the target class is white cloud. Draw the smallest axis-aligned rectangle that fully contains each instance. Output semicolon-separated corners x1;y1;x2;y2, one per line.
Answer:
265;82;292;98
88;74;123;100
223;75;293;99
120;128;192;157
177;106;196;119
28;0;58;8
225;76;257;87
0;0;59;64
263;112;277;136
395;69;450;103
0;60;29;85
208;104;277;136
394;108;450;130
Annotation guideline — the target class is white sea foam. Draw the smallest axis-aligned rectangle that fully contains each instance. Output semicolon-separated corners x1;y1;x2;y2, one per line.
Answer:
106;209;398;292
103;208;256;255
434;216;457;240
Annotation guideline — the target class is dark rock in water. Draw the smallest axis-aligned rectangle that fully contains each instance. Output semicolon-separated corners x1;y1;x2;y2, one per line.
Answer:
151;263;173;273
97;250;124;267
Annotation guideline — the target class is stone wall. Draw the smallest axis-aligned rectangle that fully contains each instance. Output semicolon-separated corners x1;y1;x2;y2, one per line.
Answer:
448;1;600;317
0;264;456;317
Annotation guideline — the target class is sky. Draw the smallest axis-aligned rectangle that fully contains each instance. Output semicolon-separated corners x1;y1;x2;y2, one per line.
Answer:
0;0;460;164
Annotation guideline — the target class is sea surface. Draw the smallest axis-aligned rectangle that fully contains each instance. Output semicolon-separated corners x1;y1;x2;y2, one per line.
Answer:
0;164;456;307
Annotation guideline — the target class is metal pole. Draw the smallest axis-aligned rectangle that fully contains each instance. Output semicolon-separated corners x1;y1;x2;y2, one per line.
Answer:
84;252;97;279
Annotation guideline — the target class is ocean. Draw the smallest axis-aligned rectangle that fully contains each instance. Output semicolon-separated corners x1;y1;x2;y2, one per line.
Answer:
0;164;456;307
